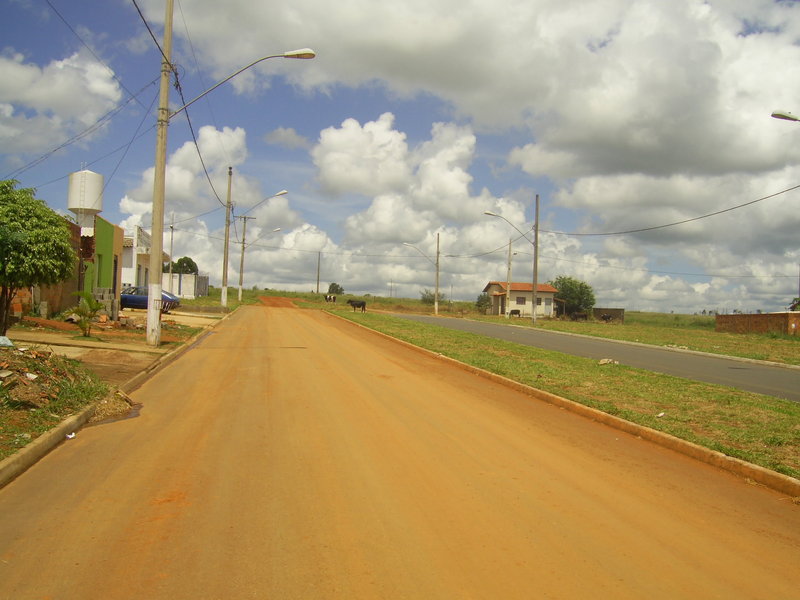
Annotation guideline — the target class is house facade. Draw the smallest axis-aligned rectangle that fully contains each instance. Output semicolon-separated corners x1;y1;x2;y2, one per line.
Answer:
483;281;559;318
82;215;124;296
121;226;170;288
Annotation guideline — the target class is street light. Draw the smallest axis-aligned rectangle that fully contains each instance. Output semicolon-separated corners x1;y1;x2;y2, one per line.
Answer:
771;110;800;303
223;189;287;306
403;233;440;315
145;0;314;346
771;110;799;122
484;195;540;324
237;219;282;302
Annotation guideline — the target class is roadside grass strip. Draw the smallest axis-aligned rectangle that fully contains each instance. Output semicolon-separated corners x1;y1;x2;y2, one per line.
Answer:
337;311;800;480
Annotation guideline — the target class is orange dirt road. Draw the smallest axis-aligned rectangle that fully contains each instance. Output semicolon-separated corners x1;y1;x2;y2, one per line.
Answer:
0;305;798;599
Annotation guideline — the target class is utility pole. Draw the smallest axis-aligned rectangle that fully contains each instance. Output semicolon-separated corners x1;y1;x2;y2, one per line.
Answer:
237;215;255;302
505;237;512;318
434;232;440;316
221;166;232;307
145;0;174;347
316;251;321;294
532;193;539;325
168;212;174;294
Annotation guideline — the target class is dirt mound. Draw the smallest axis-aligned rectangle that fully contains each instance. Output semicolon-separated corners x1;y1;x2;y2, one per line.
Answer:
21;316;80;332
258;297;297;308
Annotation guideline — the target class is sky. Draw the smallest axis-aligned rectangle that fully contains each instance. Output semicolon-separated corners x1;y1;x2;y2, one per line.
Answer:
2;0;799;313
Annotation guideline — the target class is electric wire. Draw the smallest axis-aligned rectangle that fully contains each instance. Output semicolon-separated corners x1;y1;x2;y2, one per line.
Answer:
2;79;157;180
176;0;231;166
45;0;148;110
542;184;800;237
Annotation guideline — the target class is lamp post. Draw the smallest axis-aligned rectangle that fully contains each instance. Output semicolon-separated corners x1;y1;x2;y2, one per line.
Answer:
485;194;540;325
237;218;281;302
403;233;440;315
226;189;287;303
145;11;315;346
771;110;800;303
771;110;799;122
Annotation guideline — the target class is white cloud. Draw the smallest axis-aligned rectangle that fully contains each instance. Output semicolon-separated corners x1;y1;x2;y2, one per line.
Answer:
312;113;412;197
263;127;311;150
0;50;121;154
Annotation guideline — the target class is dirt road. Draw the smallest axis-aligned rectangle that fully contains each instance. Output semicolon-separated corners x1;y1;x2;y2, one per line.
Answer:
0;305;798;599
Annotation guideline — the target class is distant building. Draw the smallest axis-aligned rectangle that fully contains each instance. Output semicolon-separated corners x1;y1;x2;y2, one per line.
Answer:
483;281;559;317
121;226;169;288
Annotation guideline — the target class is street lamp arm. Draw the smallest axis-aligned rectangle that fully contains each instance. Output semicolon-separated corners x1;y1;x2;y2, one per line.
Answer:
169;50;315;119
403;242;436;266
772;110;799;122
242;189;289;216
484;211;534;245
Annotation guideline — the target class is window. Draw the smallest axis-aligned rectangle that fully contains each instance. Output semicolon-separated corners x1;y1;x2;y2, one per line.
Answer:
536;297;542;305
516;297;526;305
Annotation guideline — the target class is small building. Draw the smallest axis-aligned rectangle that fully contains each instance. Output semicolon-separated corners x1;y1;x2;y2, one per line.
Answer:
483;281;559;318
121;226;169;288
163;272;209;299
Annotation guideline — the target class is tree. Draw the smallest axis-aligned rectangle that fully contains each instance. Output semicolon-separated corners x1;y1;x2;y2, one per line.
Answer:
0;180;76;335
475;292;491;312
549;275;595;316
328;282;344;295
165;256;199;275
420;288;446;305
71;290;104;338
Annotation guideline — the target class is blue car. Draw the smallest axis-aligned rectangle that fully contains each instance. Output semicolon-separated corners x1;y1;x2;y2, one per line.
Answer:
120;286;181;313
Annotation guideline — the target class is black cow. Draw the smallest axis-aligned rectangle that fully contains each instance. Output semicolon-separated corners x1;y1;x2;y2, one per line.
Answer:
346;299;366;312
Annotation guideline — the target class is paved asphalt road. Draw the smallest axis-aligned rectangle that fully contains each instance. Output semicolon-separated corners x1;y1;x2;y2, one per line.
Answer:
394;315;800;402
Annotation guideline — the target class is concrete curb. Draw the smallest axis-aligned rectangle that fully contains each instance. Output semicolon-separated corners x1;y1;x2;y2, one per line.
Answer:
327;311;800;498
0;404;96;489
0;313;230;490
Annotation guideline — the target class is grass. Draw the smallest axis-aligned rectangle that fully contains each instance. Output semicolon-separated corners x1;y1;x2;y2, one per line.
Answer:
0;347;109;461
329;309;800;480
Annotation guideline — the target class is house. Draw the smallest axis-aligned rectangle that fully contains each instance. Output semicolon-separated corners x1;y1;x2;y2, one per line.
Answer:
82;215;124;301
121;226;169;288
483;281;559;318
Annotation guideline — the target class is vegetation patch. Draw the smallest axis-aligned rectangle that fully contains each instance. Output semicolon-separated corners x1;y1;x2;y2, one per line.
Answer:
0;346;109;461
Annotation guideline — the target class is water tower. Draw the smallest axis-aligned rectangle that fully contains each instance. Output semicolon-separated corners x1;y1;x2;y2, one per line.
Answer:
68;169;104;236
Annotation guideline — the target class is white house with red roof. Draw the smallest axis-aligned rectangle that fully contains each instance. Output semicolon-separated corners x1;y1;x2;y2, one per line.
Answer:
483;281;559;318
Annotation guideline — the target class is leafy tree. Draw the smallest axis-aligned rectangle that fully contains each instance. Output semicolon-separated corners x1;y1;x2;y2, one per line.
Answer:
475;292;491;312
0;180;76;335
165;256;199;275
328;282;344;295
790;298;800;311
71;290;104;338
420;288;446;305
549;275;595;316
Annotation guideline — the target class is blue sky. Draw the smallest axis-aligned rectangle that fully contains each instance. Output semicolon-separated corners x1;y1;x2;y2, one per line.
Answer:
2;0;800;312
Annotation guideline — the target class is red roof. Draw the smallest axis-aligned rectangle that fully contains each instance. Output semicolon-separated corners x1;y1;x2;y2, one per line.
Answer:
483;281;558;294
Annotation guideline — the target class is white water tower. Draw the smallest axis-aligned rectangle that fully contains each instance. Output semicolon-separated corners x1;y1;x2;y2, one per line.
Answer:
68;169;104;236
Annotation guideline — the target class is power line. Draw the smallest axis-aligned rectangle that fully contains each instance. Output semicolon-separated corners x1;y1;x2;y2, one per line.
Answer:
45;0;148;110
544;184;800;237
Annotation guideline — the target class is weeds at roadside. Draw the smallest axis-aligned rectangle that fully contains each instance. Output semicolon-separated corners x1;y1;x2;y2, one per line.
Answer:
0;346;108;461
